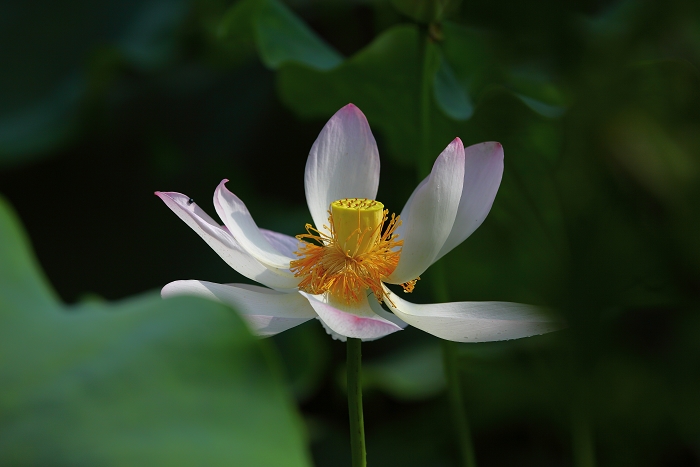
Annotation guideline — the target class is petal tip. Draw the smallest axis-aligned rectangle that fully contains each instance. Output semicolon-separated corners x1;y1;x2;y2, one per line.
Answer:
337;103;367;121
465;141;504;162
155;191;174;201
161;281;180;299
215;179;232;196
484;141;504;154
438;137;466;164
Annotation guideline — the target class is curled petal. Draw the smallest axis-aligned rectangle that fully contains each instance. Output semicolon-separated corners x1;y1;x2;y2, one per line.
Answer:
214;180;295;271
299;292;402;341
305;104;380;235
383;287;565;343
155;192;299;290
434;142;504;261
387;138;465;284
162;281;315;337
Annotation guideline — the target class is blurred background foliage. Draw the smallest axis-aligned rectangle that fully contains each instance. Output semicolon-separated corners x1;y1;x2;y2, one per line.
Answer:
1;0;699;465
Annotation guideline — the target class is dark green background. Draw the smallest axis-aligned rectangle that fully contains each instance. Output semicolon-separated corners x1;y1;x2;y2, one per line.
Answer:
1;0;699;465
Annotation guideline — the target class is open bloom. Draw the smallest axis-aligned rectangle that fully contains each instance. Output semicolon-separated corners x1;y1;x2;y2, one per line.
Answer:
157;104;562;341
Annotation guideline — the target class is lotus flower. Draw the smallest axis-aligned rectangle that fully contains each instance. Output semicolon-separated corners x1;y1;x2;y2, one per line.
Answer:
156;104;561;341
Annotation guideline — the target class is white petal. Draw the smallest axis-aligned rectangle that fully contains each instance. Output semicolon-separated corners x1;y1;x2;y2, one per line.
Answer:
214;180;295;271
383;287;565;342
305;104;380;235
315;317;349;342
299;292;402;340
386;138;465;284
162;281;315;337
368;296;408;329
155;192;299;291
221;226;301;258
434;141;504;261
261;229;301;258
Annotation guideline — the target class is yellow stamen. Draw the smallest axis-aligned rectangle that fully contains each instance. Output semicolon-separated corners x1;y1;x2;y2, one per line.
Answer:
290;198;417;305
400;277;420;293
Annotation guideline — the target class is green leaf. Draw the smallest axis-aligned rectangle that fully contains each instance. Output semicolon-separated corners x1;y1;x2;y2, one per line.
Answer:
255;0;342;70
506;70;568;119
0;77;84;168
512;93;566;119
390;0;461;23
363;343;445;400
218;0;342;71
277;24;483;169
216;0;258;61
273;322;331;402
277;25;423;166
441;21;567;119
0;196;312;467
433;52;474;121
440;22;495;99
0;0;187;167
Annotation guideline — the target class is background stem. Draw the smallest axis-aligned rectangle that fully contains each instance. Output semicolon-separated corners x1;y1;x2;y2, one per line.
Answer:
347;337;366;467
433;262;477;467
572;400;596;467
419;31;439;179
420;29;478;467
442;337;477;467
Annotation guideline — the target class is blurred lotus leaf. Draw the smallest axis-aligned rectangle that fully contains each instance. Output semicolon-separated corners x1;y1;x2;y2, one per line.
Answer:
0;0;187;167
277;25;423;166
218;0;342;71
433;50;474;121
390;0;461;23
273;323;332;402
363;343;446;400
441;21;568;120
0;196;312;467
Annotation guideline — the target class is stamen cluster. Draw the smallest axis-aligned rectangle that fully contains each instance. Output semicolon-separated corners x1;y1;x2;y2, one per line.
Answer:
290;200;405;304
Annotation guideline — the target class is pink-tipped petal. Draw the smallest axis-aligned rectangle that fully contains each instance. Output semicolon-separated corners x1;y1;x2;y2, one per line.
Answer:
305;104;380;235
214;180;295;271
434;142;504;261
299;292;402;341
162;281;315;337
386;138;465;284
383;287;565;343
155;192;299;290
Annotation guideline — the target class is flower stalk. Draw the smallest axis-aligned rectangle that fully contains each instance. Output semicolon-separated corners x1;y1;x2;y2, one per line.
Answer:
347;337;366;467
433;261;477;467
442;338;477;467
419;31;440;178
420;29;478;467
572;396;596;467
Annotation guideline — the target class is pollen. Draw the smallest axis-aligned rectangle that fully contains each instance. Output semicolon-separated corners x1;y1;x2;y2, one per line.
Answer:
290;198;412;305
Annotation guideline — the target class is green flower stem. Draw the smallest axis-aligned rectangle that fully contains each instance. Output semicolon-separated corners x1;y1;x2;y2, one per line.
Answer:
433;262;478;467
572;401;596;467
442;338;477;467
419;31;440;179
347;337;366;467
420;28;478;467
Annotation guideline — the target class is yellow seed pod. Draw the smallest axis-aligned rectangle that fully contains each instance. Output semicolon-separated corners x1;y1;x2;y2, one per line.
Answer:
330;198;384;257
